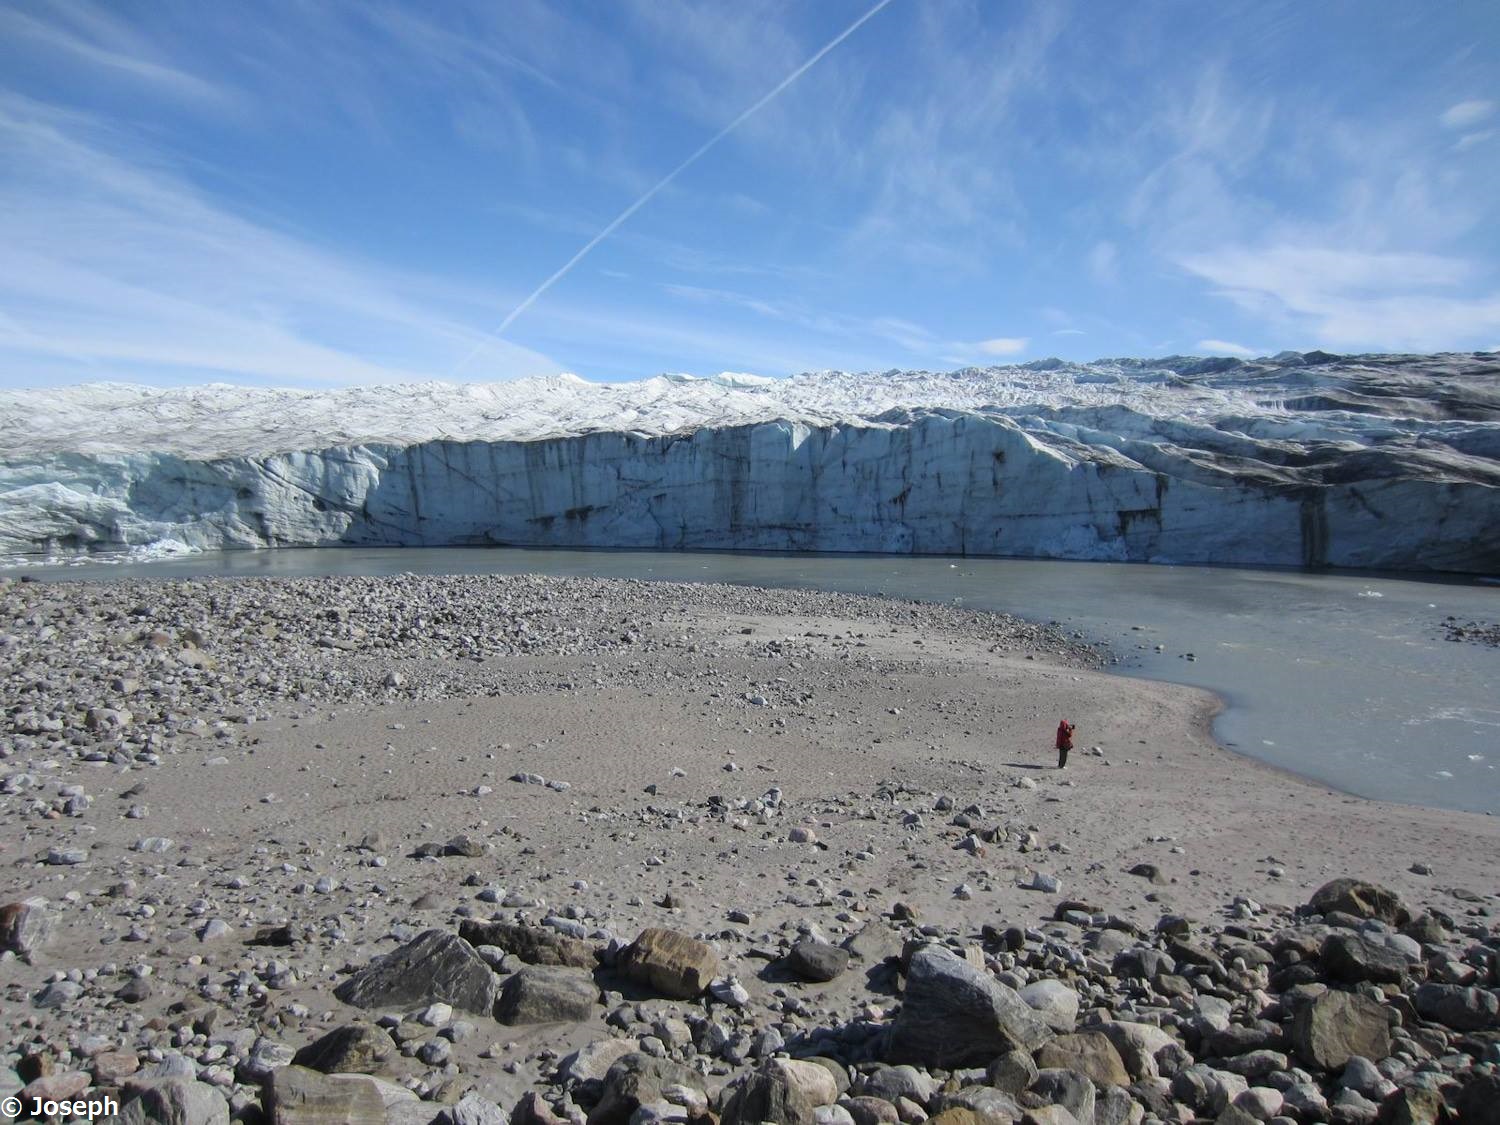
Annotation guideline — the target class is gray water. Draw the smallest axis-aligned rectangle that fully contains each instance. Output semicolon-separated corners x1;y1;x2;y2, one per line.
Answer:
17;547;1500;815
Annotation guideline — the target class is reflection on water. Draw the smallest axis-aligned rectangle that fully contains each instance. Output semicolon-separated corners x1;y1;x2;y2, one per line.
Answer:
17;546;1500;815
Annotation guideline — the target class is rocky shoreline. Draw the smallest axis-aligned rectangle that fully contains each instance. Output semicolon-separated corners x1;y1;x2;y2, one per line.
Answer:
1;574;1496;1124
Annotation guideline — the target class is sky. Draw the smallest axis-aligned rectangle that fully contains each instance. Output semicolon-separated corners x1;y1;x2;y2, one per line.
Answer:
1;0;1498;389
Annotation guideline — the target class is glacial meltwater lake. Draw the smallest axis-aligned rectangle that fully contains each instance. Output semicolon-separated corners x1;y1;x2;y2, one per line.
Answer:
16;547;1500;816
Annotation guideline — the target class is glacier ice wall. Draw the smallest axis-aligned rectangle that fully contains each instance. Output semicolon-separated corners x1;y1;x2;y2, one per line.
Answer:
2;352;1498;573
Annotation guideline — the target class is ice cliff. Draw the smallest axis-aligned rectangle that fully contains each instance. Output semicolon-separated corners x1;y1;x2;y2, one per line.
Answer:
2;351;1498;573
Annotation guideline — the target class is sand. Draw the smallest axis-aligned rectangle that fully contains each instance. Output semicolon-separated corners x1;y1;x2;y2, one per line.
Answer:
1;573;1496;1110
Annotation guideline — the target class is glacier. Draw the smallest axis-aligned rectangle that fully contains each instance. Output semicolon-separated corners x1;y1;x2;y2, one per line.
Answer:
1;351;1497;573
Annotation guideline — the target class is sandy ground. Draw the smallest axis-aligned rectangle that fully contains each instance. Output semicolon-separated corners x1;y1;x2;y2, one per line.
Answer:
2;579;1497;1106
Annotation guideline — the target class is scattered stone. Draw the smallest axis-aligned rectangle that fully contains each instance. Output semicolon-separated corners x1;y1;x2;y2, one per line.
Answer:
1306;879;1410;926
1018;979;1079;1033
1033;1032;1129;1087
262;1066;386;1125
119;1078;231;1125
0;899;53;958
887;945;1051;1068
457;919;598;969
290;1022;394;1075
618;928;720;999
1413;982;1500;1031
587;1053;705;1125
332;929;497;1014
495;966;598;1025
1290;990;1392;1070
787;940;850;983
722;1060;816;1125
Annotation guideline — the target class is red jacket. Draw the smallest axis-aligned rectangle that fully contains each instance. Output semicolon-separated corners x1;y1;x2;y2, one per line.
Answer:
1056;721;1074;750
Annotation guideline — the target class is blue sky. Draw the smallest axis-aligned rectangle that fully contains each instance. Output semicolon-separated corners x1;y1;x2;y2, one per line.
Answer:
1;0;1498;388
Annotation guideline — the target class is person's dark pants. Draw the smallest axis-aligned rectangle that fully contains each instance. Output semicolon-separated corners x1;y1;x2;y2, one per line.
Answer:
1058;746;1069;768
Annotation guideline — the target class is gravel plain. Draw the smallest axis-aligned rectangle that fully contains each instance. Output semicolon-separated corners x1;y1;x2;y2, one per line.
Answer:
2;573;1497;1124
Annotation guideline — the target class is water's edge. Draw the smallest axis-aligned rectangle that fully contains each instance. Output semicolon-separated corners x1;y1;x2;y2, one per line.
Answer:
8;544;1497;815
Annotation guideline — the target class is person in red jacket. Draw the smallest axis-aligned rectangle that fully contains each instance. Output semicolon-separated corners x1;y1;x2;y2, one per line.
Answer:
1055;719;1075;769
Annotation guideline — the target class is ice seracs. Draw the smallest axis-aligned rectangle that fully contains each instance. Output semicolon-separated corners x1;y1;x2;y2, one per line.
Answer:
1;351;1496;572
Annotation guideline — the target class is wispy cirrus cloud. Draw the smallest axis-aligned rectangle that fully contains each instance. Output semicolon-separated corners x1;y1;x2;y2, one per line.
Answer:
0;95;558;386
0;2;230;107
1196;339;1259;358
977;337;1029;357
1441;99;1495;131
1179;245;1500;352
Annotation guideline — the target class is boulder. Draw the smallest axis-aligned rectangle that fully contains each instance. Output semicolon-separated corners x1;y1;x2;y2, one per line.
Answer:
1455;1072;1500;1125
1019;980;1079;1033
986;1050;1038;1096
1320;933;1411;984
840;1098;900;1125
929;1086;1023;1122
1092;1021;1179;1082
618;928;720;999
0;900;53;959
1169;1064;1246;1116
119;1078;231;1125
22;1072;90;1102
587;1054;705;1125
511;1092;569;1125
494;966;598;1025
1025;1070;1093;1125
772;1060;840;1108
291;1023;393;1075
887;945;1051;1068
333;929;496;1015
1306;879;1410;926
1376;1087;1446;1125
457;920;598;969
1290;991;1392;1070
1112;947;1174;981
262;1066;387;1125
1093;1086;1140;1125
859;1066;935;1106
1033;1032;1129;1087
1412;983;1499;1031
721;1062;817;1125
787;940;850;983
558;1039;638;1086
923;1112;987;1125
436;1095;508;1125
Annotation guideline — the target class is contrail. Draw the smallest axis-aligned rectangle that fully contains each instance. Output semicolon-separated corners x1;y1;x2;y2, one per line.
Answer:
452;0;897;375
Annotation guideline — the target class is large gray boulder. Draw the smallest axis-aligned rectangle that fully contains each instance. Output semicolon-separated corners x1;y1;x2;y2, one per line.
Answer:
291;1022;394;1075
1290;991;1392;1070
119;1079;231;1125
494;965;598;1025
1019;979;1079;1032
787;940;849;983
262;1066;387;1125
586;1053;705;1125
457;919;598;969
1306;879;1410;926
0;900;54;960
928;1086;1023;1121
434;1095;508;1125
1025;1069;1094;1125
886;945;1051;1068
1413;983;1500;1031
721;1061;818;1125
1319;933;1411;984
333;929;496;1015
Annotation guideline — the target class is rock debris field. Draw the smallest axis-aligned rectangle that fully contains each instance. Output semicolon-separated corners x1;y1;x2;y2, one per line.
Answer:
1;572;1498;1125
